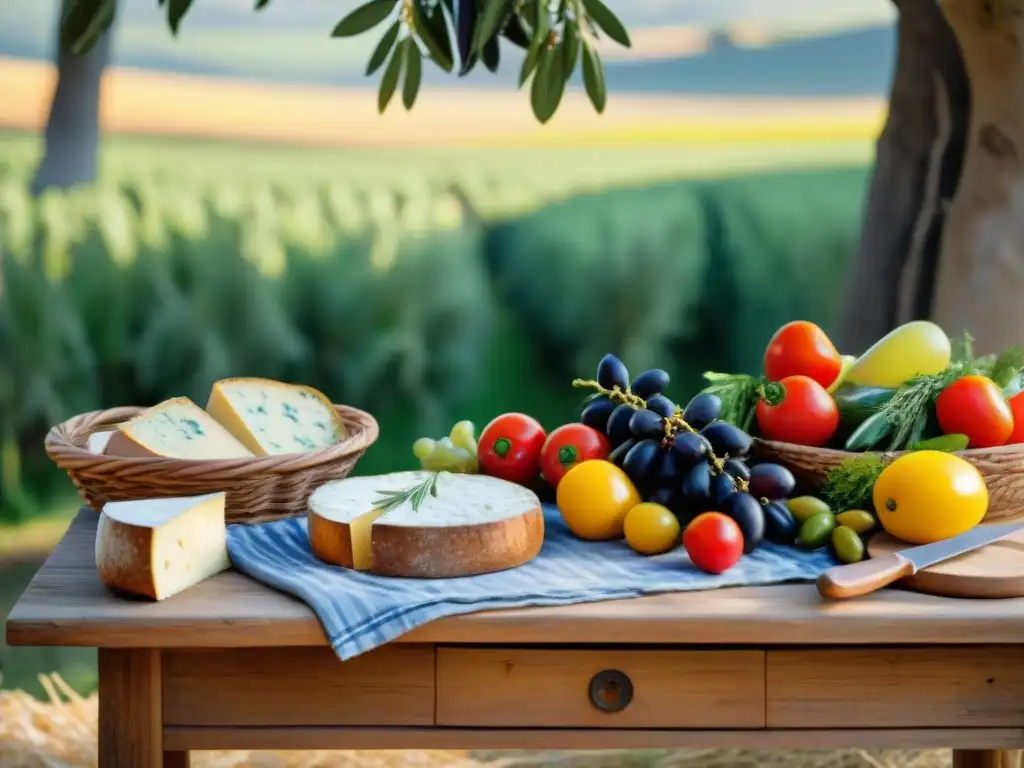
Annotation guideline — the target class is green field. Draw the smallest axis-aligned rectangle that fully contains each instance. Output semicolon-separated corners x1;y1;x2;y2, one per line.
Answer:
0;128;871;695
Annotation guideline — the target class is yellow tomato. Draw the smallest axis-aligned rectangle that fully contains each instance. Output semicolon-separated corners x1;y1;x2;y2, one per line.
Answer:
557;459;641;540
624;503;681;555
873;450;988;544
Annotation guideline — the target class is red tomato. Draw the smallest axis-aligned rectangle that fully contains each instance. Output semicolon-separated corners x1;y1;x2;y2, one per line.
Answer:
756;374;839;447
764;321;842;390
1008;392;1024;445
477;413;547;485
540;423;611;488
936;375;1012;449
683;512;744;574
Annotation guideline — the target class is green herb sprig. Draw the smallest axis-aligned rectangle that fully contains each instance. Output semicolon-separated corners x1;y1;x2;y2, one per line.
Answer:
820;454;887;511
373;471;444;514
700;371;762;432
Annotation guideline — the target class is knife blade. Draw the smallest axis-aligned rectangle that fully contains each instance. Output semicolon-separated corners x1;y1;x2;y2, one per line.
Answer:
817;522;1024;600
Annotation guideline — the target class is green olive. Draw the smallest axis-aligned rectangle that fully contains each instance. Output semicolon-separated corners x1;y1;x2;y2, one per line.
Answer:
786;496;831;523
831;525;866;564
797;511;836;550
835;509;876;535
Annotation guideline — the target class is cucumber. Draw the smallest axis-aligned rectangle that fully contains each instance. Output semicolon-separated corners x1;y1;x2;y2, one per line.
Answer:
832;384;897;432
844;411;892;452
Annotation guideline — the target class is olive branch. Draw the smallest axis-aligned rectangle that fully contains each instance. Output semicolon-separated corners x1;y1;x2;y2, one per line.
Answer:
59;0;631;123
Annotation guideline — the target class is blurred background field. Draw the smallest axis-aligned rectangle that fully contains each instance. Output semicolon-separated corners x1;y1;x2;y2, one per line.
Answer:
0;0;939;763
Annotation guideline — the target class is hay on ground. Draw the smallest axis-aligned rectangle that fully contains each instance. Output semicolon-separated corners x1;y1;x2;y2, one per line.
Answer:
1;673;957;768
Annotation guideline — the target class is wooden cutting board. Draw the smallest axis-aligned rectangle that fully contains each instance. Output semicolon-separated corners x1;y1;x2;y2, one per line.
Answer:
867;527;1024;598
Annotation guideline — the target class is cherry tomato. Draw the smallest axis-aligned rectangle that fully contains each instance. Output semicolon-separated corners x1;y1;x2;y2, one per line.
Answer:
683;512;744;574
936;375;1012;449
557;460;641;540
756;374;839;447
764;321;843;390
1008;392;1024;445
477;413;547;485
540;423;611;488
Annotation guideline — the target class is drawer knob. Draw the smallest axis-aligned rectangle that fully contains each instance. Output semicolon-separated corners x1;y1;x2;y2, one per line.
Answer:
588;669;633;713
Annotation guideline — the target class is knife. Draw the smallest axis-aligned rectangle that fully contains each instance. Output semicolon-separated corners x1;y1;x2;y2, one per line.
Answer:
817;522;1024;600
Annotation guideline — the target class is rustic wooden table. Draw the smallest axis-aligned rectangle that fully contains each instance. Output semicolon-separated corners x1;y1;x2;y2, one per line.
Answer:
6;510;1024;768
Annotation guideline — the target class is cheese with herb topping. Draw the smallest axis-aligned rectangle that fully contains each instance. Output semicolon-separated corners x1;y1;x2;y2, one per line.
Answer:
104;397;254;459
206;377;346;456
307;471;544;578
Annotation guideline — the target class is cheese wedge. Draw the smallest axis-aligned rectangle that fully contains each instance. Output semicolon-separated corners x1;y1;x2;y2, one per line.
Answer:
206;377;347;456
87;430;115;454
308;471;544;579
95;493;231;601
104;397;254;459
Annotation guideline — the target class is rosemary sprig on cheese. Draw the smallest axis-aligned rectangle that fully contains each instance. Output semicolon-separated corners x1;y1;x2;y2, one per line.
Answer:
372;471;445;514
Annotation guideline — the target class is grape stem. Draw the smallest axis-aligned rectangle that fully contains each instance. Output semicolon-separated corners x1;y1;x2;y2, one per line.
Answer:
572;378;647;409
573;378;751;493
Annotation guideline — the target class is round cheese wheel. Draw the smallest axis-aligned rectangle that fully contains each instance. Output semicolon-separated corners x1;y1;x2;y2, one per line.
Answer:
307;471;544;578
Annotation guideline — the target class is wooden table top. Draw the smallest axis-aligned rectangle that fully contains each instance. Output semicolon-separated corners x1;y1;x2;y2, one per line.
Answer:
7;509;1024;649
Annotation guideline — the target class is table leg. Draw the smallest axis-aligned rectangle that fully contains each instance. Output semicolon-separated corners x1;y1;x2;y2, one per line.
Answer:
953;751;1023;768
98;649;164;768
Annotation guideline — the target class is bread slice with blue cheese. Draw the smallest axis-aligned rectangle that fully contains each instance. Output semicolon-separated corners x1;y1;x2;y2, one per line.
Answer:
206;377;346;456
104;397;254;459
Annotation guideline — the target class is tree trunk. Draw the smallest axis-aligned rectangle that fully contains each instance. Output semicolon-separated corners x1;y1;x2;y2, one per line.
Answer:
931;0;1024;355
30;1;114;195
836;0;970;355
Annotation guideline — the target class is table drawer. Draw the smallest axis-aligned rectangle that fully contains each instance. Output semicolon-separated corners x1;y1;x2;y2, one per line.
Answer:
767;647;1024;728
162;646;434;727
436;647;765;728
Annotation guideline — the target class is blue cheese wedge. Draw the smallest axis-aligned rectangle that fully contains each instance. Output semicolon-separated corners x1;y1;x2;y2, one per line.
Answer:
95;492;230;601
104;397;254;459
206;377;346;456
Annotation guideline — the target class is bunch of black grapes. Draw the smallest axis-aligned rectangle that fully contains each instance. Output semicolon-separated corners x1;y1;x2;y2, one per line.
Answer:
579;354;799;554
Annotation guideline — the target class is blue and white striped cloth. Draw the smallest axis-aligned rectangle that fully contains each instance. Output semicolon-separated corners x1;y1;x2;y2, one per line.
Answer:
227;504;835;661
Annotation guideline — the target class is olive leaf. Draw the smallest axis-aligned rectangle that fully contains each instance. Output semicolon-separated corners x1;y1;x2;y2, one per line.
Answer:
472;0;513;57
167;0;193;35
333;0;398;38
414;2;454;72
403;40;423;109
366;21;401;75
582;0;630;47
61;0;115;55
378;38;407;113
518;3;549;86
482;35;500;72
581;40;606;113
254;0;270;8
520;0;539;29
530;43;565;124
562;21;580;76
502;13;531;48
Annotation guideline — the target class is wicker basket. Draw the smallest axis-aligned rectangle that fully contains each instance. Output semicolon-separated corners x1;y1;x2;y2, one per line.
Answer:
753;438;1024;524
45;404;380;525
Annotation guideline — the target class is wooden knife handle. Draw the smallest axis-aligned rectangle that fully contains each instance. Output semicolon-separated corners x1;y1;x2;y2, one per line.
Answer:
816;553;915;599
